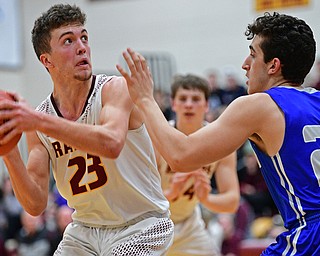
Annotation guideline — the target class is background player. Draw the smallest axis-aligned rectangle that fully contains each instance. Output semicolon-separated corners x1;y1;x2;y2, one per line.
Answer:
157;74;239;255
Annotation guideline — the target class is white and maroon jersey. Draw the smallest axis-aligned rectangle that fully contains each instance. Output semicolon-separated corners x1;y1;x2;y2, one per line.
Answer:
36;74;169;226
158;120;217;223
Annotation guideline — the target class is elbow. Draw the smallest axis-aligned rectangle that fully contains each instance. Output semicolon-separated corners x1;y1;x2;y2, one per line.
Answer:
25;202;47;216
101;138;124;159
226;194;241;213
167;152;192;172
216;192;241;214
168;159;185;172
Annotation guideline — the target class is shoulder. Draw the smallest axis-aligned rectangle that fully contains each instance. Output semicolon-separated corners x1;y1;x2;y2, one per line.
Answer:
224;93;276;119
100;76;130;101
100;75;126;90
218;93;281;139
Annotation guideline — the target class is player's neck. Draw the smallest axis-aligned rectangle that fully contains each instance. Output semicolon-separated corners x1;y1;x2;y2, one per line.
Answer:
275;80;301;88
52;78;93;120
176;119;204;135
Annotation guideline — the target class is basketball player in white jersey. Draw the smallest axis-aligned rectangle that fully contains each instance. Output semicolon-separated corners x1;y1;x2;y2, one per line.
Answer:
0;4;173;255
157;74;239;256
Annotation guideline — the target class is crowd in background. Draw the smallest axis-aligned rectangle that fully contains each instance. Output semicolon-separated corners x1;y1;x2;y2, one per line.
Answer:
0;177;73;256
0;60;319;256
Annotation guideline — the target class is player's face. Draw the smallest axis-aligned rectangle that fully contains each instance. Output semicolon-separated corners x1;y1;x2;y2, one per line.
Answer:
44;24;92;81
172;88;208;123
242;35;270;94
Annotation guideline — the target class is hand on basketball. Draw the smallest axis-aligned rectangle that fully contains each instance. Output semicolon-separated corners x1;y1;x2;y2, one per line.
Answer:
116;48;154;106
0;91;35;146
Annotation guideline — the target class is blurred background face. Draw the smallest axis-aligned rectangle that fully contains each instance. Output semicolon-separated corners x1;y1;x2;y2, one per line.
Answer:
172;88;208;124
21;211;43;235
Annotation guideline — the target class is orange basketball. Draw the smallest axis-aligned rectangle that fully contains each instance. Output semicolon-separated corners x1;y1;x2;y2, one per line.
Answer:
0;90;22;156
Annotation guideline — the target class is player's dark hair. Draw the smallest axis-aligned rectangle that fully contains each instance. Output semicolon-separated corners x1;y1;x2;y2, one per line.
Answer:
245;12;316;85
171;74;210;100
31;4;86;59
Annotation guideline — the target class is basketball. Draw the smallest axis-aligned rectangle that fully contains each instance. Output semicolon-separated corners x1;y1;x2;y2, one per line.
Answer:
0;90;22;156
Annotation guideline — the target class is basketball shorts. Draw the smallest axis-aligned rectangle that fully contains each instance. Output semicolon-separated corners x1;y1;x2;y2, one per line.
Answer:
167;206;219;256
53;216;174;256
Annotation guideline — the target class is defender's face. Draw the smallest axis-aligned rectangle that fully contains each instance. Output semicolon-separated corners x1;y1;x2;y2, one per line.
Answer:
43;24;92;81
242;36;270;94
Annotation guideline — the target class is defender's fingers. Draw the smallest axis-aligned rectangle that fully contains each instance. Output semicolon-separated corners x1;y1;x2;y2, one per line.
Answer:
116;64;131;81
127;48;143;72
139;55;148;72
122;51;137;75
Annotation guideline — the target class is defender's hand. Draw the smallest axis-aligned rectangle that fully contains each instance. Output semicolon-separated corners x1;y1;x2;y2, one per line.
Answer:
116;48;154;106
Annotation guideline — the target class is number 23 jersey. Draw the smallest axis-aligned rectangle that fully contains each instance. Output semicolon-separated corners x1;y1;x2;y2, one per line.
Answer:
36;74;169;227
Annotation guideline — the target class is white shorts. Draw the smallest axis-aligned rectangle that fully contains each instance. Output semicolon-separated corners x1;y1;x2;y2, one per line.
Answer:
53;216;174;256
167;206;220;256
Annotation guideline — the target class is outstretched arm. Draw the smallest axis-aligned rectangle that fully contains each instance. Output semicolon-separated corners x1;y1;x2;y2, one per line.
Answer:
117;48;257;171
116;48;196;170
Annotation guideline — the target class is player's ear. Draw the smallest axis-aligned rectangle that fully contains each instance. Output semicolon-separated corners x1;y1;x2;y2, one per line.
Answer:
268;58;281;75
40;53;53;69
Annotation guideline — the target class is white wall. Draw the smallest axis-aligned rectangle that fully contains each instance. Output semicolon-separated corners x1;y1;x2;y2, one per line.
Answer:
0;0;319;107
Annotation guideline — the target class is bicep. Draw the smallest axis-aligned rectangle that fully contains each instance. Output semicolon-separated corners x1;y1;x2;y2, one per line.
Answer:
100;78;133;138
186;96;264;167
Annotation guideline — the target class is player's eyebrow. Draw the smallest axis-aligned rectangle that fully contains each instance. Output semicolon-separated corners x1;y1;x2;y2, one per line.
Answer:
249;45;256;52
59;29;88;40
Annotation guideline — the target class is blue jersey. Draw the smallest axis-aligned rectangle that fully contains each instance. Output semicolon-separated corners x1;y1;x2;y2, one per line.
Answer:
250;87;320;255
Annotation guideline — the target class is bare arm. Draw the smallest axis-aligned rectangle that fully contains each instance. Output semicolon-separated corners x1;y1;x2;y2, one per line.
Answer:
117;49;284;171
117;49;253;170
0;77;134;158
198;152;240;213
2;132;50;216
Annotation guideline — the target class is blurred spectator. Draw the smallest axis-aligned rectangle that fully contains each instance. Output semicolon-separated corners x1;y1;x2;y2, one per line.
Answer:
15;210;51;256
205;69;225;111
220;69;247;106
0;182;7;234
238;142;277;218
247;213;286;253
2;177;22;240
154;89;175;120
44;192;59;234
218;199;253;256
220;68;247;172
48;205;73;255
0;235;5;256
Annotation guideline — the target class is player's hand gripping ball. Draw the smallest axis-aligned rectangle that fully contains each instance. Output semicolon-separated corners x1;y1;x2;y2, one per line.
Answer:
0;91;22;155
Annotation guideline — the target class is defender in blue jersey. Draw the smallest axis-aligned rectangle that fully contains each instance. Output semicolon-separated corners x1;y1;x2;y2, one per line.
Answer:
117;12;319;255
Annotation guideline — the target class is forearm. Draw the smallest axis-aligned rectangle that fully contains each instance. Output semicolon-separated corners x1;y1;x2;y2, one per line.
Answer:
3;147;49;215
137;98;192;171
36;113;124;158
201;192;240;213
